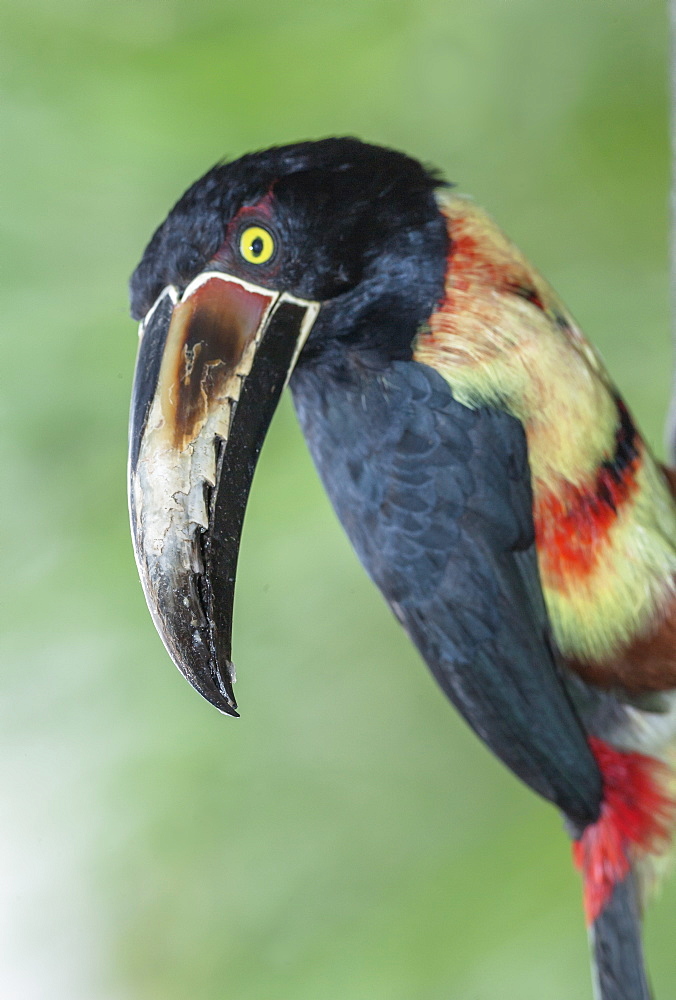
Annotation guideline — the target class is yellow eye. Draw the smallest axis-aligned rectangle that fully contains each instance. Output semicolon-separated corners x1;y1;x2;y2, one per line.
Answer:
239;226;275;264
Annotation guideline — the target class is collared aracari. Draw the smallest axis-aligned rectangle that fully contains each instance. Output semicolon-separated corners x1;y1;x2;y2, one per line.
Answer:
128;138;676;999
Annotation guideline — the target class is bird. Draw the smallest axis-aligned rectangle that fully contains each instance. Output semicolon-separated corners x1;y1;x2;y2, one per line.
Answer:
128;138;676;1000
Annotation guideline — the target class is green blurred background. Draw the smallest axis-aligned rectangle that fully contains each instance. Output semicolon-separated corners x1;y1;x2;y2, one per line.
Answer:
1;0;674;996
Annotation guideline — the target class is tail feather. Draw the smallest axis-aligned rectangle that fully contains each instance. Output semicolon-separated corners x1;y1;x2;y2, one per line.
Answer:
571;737;676;997
590;873;652;1000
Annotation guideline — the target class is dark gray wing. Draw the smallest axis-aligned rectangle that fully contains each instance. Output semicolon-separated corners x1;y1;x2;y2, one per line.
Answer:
291;358;602;828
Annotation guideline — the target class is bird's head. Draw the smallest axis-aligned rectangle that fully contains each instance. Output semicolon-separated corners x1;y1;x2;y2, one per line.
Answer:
128;138;449;714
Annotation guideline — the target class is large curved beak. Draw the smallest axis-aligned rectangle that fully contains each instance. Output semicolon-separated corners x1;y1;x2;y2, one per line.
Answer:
128;272;319;714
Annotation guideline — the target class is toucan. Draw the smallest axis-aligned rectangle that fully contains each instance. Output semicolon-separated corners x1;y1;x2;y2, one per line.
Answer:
128;138;676;1000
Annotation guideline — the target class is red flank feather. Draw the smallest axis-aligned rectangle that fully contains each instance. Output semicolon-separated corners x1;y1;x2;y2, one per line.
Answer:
572;738;675;924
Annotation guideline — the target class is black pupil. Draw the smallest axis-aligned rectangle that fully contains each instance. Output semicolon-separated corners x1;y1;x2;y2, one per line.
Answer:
251;236;264;258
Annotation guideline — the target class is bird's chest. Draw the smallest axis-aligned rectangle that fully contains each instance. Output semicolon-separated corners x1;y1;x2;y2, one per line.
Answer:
531;434;676;690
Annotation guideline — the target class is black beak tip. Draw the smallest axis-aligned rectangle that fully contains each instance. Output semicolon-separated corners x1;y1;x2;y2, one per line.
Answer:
190;660;240;718
197;686;240;718
216;701;240;719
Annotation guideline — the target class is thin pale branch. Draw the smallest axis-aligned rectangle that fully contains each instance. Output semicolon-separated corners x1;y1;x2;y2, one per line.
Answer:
667;0;676;460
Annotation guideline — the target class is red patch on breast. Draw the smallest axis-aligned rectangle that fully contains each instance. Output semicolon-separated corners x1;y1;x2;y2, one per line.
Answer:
534;459;640;586
533;400;641;588
572;738;674;924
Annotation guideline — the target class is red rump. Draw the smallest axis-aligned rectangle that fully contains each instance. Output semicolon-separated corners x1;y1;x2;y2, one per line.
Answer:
572;738;675;924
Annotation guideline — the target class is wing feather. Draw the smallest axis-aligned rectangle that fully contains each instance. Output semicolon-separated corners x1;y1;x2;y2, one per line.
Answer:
292;359;602;827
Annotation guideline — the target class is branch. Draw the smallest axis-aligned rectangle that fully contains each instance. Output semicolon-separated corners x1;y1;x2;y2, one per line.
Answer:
667;0;676;460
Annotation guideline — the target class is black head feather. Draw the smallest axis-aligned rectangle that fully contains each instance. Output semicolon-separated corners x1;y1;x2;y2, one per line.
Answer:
130;137;449;364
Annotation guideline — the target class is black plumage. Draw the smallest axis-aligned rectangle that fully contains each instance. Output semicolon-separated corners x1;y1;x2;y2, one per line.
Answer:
292;356;602;827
